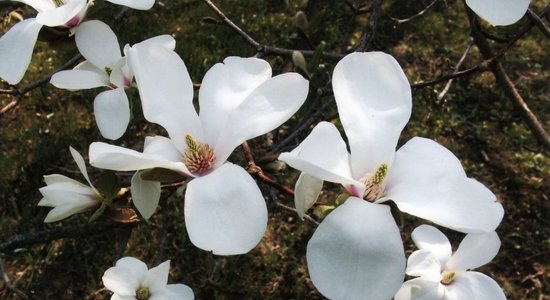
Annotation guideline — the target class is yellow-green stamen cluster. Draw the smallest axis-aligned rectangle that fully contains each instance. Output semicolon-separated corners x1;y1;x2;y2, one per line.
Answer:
440;271;456;285
183;134;215;175
136;286;150;300
104;67;113;76
53;0;65;7
361;163;388;202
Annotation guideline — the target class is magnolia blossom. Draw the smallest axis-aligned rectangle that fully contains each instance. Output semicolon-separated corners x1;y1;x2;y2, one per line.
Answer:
466;0;530;26
102;257;194;300
278;52;504;299
38;146;102;222
395;225;506;300
88;46;309;255
51;20;175;140
0;0;155;85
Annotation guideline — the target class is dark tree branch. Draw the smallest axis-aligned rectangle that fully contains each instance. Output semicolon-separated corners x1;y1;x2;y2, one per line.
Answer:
437;38;474;101
0;257;29;299
466;5;550;150
355;0;384;51
527;8;550;39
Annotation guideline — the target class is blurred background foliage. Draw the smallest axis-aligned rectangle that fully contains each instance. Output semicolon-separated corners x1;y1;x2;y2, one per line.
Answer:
0;0;548;299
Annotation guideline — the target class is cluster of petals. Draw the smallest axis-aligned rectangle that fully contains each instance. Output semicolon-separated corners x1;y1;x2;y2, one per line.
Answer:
51;20;175;140
38;146;101;222
395;224;505;300
88;44;309;255
466;0;530;26
0;0;154;85
278;51;504;300
102;256;194;300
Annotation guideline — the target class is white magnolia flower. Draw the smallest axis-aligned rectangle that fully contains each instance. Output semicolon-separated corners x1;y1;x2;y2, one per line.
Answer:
50;20;175;140
88;46;309;255
38;146;102;222
0;0;155;85
102;257;194;300
466;0;530;26
395;225;505;300
278;52;504;299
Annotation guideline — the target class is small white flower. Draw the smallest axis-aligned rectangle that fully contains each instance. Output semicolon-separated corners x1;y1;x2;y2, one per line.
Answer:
50;20;175;140
466;0;530;26
0;0;155;85
88;46;309;255
102;257;194;300
395;224;506;300
278;52;504;299
38;146;101;222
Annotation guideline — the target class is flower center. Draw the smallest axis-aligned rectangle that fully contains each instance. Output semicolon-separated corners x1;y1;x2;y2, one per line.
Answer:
136;286;150;300
53;0;66;7
440;270;456;285
183;134;215;175
359;163;388;202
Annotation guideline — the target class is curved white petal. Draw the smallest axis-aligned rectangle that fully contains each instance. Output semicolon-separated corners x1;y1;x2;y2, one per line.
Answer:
93;88;130;140
68;146;96;190
38;182;97;206
466;0;530;26
294;172;323;219
105;0;155;10
446;231;501;271
411;224;452;266
115;257;148;283
445;271;506;300
132;35;176;51
143;260;170;293
214;72;309;164
307;197;405;300
332;52;412;179
127;43;202;152
35;0;87;27
103;266;140;296
405;249;443;281
0;18;42;84
184;163;267;255
131;171;161;220
395;278;445;300
199;57;272;146
75;20;122;70
16;0;55;12
110;57;132;88
385;137;504;233
43;174;84;186
42;200;96;222
152;284;194;300
89;141;188;174
50;69;110;90
278;122;358;186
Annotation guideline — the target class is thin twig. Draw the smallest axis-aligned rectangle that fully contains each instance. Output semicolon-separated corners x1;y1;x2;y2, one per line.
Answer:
437;38;474;101
527;8;550;39
0;257;29;299
355;0;383;51
389;0;439;24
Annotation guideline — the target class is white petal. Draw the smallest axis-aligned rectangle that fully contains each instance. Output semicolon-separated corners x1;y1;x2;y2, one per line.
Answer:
131;171;161;220
43;174;84;186
214;72;309;164
445;271;506;300
151;284;194;300
184;163;267;255
127;43;202;153
395;278;445;300
278;122;358;186
198;57;272;147
132;35;176;51
50;68;110;90
103;266;140;296
143;260;169;293
35;0;87;27
115;257;148;283
94;88;130;140
16;0;55;12
411;224;452;266
0;18;42;84
105;0;155;10
38;182;97;206
446;231;501;271
75;20;122;70
332;52;412;179
405;249;443;281
294;172;323;219
306;197;405;300
385;137;504;233
466;0;530;26
89;141;188;174
42;201;96;222
68;146;96;190
109;57;132;88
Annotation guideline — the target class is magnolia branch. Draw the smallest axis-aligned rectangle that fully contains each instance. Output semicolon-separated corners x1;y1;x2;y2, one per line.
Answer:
355;0;383;51
389;0;439;24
